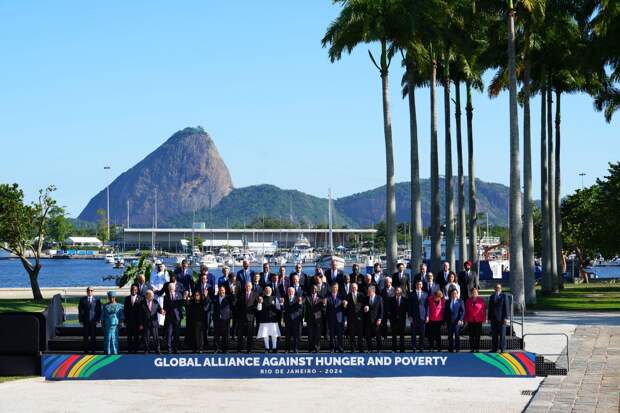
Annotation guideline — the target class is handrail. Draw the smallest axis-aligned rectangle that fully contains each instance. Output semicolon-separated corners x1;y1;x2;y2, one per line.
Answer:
522;333;570;372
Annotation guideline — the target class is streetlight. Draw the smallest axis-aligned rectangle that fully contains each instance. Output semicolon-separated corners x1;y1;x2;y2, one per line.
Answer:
579;172;586;189
104;166;111;244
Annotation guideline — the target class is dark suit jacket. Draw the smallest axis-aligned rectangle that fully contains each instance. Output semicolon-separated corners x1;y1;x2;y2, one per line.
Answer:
289;283;305;297
315;283;328;298
389;295;408;325
123;295;142;327
457;270;471;301
413;272;428;285
366;295;384;323
325;269;344;286
408;290;429;321
259;272;276;288
163;292;185;323
304;294;325;322
289;272;309;290
265;281;286;298
339;282;354;298
488;293;509;322
437;271;451;289
196;282;214;300
224;280;242;298
251;282;264;295
140;299;161;329
348;271;364;285
392;272;411;293
174;268;195;293
325;293;345;324
444;298;465;323
78;296;101;323
283;296;304;323
236;291;258;322
345;292;366;325
213;295;234;321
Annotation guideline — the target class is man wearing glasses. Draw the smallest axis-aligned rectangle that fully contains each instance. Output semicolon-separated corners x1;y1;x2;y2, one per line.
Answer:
78;287;102;354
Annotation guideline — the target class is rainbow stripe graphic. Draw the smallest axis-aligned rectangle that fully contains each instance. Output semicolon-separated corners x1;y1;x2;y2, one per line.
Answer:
473;352;536;376
43;355;122;379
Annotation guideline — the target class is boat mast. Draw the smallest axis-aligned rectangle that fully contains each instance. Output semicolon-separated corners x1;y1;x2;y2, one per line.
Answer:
328;188;334;253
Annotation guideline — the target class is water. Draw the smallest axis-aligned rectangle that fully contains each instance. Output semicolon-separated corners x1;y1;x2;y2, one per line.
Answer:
0;258;618;289
0;259;353;288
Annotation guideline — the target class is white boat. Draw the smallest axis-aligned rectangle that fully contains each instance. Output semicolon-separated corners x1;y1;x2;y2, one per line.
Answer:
104;253;115;263
291;235;314;263
113;256;125;268
317;254;345;270
199;254;218;270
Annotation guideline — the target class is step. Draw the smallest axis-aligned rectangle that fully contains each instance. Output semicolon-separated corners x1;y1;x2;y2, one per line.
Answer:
47;335;522;352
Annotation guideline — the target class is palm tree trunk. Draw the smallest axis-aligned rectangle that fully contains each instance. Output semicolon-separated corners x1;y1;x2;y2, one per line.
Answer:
555;89;563;288
407;67;423;272
540;86;552;294
507;4;525;311
522;43;536;305
547;79;558;292
455;80;467;268
466;80;477;267
380;41;397;274
430;54;441;273
443;56;455;272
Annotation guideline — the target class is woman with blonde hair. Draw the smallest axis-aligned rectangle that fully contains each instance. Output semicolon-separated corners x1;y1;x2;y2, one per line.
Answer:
427;290;445;352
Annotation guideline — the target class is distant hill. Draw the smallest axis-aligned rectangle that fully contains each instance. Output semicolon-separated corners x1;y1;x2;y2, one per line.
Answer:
78;127;234;226
77;126;511;228
335;177;510;227
167;184;355;228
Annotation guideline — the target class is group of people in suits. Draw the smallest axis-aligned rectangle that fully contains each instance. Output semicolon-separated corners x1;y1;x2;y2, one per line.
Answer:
79;258;511;355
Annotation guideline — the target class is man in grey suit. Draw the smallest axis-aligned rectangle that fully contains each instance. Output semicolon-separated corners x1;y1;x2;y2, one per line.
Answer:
408;280;428;352
488;283;510;352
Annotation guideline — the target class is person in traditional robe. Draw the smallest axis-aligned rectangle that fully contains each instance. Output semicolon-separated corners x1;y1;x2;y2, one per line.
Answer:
256;286;281;353
102;291;124;355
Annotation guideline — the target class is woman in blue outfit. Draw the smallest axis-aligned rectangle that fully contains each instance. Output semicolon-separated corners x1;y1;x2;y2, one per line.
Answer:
102;290;125;354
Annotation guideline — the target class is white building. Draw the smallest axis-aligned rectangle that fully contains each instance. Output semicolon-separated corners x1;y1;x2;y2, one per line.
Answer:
64;236;103;247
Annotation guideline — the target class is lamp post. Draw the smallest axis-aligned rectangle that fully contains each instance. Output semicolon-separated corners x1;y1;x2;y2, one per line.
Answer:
104;166;111;244
579;172;586;189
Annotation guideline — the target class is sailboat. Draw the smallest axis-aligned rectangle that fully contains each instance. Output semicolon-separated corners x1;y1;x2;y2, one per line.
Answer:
317;189;345;270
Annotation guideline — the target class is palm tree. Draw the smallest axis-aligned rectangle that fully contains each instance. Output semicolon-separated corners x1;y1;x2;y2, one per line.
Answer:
454;68;467;268
442;50;456;271
322;0;408;274
507;0;525;309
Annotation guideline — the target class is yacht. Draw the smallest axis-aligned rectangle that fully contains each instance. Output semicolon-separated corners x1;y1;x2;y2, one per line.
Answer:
199;254;218;270
291;235;314;263
104;253;115;264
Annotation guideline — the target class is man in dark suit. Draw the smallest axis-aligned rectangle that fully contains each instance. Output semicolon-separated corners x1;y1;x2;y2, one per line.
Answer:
304;284;325;353
78;287;101;354
259;262;275;288
236;259;255;286
236;282;258;353
325;283;345;352
381;276;396;338
174;259;195;296
444;288;465;352
364;286;383;351
458;260;478;303
392;262;411;295
124;284;142;353
390;287;408;352
289;274;305;297
408;280;428;352
345;282;365;352
413;263;428;285
289;263;308;292
267;272;286;298
213;285;234;353
325;261;344;286
134;274;151;297
349;263;363;285
339;274;353;298
438;261;451;290
195;272;214;349
488;283;509;352
251;272;264;295
140;290;162;354
360;274;374;296
283;287;304;352
423;272;439;296
163;283;184;353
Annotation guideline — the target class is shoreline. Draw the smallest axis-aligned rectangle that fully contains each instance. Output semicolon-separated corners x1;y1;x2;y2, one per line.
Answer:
0;287;131;299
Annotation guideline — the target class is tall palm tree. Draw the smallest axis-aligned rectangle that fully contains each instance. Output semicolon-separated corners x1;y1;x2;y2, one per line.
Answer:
443;50;456;271
507;0;525;309
546;75;558;290
454;71;467;267
540;84;553;294
322;0;409;274
401;42;428;273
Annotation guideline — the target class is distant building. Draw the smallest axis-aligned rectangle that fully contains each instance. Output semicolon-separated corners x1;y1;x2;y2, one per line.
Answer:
64;236;103;247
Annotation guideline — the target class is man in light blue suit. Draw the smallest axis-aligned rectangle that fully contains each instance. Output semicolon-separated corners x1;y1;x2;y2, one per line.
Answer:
236;259;255;285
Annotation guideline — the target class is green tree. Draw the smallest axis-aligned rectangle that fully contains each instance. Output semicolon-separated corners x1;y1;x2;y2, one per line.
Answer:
322;0;409;273
46;206;72;245
0;184;57;300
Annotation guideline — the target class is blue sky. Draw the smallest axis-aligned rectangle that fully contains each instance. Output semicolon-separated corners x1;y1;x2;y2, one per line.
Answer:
1;1;617;217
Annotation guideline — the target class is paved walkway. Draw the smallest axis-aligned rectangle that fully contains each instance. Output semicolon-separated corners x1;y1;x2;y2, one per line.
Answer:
526;325;620;413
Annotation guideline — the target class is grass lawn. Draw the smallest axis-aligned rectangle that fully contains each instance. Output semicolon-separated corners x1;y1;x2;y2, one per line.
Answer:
0;297;81;313
0;376;37;383
531;282;620;311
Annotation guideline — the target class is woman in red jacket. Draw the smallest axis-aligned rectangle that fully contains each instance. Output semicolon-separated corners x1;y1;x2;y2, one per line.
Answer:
427;290;445;352
464;287;486;352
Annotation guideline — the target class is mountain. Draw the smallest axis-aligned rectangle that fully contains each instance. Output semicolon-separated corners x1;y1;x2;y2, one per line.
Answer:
168;184;355;228
335;177;510;227
78;127;234;226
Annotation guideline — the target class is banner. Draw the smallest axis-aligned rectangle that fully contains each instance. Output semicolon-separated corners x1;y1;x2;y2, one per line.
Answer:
42;352;536;380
